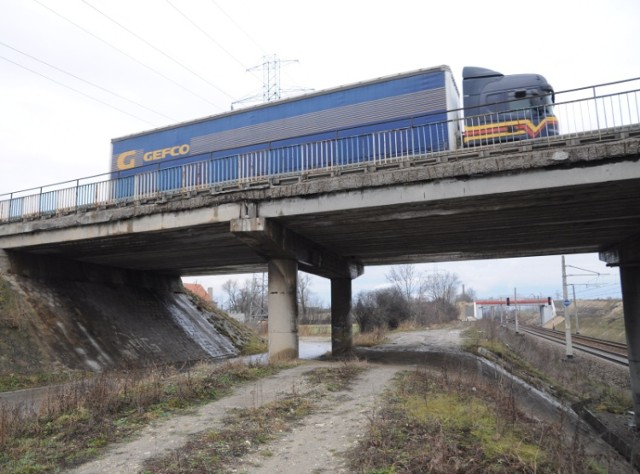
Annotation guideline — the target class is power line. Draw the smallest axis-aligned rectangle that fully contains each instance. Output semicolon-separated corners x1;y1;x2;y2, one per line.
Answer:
32;0;222;108
81;0;235;100
0;55;157;126
164;0;258;80
208;0;265;55
0;40;177;122
207;0;304;93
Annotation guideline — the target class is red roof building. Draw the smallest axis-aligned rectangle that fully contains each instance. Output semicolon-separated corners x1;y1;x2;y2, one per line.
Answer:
184;283;212;302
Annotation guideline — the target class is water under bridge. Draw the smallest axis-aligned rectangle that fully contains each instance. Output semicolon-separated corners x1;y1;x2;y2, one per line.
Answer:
1;77;640;420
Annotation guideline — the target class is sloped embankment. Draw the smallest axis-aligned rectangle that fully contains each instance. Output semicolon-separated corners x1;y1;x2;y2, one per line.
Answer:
0;256;253;373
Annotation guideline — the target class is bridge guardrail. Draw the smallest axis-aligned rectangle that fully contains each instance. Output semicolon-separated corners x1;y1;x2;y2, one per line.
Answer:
1;78;639;224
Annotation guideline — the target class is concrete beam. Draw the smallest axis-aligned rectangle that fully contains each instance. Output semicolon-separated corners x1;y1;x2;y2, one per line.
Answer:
0;203;242;249
231;217;363;280
600;234;640;267
258;161;640;219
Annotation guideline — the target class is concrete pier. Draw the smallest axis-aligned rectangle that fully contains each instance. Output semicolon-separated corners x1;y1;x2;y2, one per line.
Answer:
620;265;640;428
0;249;9;273
267;259;299;360
601;239;640;429
331;278;353;356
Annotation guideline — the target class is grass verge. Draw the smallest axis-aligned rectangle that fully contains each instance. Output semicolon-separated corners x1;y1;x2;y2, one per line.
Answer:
347;367;607;473
463;319;632;416
0;370;92;393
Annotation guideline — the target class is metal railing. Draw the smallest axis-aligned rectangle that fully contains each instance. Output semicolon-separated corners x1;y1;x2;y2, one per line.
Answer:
1;77;639;224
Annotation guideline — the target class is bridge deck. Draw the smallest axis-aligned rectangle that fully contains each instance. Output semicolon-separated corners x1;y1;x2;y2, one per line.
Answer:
0;130;638;276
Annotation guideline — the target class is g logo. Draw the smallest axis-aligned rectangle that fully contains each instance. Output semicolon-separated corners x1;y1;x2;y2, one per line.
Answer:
116;151;136;170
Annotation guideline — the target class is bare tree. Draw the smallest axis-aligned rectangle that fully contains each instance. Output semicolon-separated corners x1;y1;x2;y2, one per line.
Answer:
352;288;411;332
222;274;266;320
353;291;389;333
221;279;240;311
423;271;460;304
386;265;421;301
417;270;461;323
297;272;312;320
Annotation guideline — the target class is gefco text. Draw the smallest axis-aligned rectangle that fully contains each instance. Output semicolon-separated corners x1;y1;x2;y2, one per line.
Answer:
116;144;190;170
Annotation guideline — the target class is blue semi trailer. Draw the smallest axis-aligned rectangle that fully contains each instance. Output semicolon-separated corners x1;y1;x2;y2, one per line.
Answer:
110;65;555;193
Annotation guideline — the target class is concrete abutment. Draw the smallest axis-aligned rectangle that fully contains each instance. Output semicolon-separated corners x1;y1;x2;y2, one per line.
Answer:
0;251;241;370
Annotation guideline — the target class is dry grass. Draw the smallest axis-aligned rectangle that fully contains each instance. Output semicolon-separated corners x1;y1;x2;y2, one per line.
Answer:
353;326;388;347
347;367;606;473
465;319;632;415
141;362;367;473
142;393;314;474
297;324;332;337
0;360;291;473
303;360;368;392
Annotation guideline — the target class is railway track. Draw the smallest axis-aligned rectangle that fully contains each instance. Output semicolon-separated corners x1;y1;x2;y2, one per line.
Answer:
515;324;629;366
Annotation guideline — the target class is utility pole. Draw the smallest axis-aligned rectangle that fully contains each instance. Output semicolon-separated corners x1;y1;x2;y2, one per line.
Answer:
571;284;580;334
514;288;519;334
562;256;574;358
564;261;607;337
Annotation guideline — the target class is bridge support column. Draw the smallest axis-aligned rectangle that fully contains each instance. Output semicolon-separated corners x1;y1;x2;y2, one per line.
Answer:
267;259;298;360
331;278;352;356
620;265;640;429
0;249;9;274
601;239;640;429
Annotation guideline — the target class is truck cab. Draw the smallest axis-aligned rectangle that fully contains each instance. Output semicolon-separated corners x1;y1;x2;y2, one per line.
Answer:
462;67;558;146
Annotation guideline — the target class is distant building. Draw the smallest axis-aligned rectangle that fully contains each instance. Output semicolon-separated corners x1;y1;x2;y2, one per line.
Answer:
184;283;215;304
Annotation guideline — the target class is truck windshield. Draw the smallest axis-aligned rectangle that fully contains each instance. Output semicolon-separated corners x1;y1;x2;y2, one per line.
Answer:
507;91;554;116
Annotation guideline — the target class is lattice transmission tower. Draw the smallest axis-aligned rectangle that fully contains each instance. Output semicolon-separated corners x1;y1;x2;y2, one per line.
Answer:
232;54;311;109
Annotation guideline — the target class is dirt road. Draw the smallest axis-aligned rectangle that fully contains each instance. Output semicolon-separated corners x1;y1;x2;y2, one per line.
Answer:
65;329;463;473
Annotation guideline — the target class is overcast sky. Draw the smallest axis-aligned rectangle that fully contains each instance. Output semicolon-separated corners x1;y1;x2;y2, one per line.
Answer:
1;0;638;305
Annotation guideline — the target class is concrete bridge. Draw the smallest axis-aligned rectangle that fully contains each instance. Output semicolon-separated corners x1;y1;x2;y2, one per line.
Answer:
1;129;639;351
1;81;640;421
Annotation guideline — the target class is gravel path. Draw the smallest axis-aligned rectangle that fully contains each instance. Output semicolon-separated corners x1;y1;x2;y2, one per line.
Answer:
64;362;402;474
65;362;324;474
235;364;401;473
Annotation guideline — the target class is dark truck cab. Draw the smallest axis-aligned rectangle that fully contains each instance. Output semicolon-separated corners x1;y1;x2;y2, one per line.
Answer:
462;66;558;146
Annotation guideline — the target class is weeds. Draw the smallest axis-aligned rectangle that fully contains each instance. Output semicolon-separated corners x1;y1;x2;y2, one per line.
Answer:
348;367;602;473
142;362;366;473
303;360;368;392
0;360;290;473
465;318;632;415
0;370;92;393
353;326;388;347
143;393;314;473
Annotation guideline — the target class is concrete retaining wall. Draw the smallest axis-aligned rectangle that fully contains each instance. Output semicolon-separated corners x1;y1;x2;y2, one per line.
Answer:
0;252;239;371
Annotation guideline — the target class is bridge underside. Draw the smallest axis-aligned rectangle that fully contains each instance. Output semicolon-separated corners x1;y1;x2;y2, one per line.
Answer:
5;172;639;275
